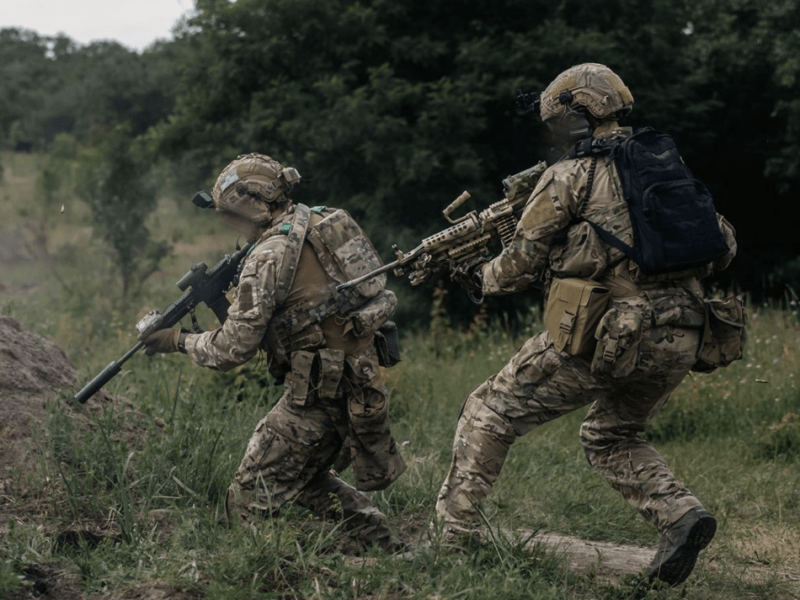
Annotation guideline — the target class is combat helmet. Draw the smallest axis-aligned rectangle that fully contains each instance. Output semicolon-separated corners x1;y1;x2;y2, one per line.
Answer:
539;63;633;124
212;153;301;226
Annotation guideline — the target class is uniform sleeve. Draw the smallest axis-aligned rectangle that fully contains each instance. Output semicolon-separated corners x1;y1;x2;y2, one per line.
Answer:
480;166;580;295
184;243;281;371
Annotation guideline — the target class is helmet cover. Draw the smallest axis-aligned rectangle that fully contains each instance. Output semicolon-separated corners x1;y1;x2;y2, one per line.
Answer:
212;153;301;226
539;63;633;123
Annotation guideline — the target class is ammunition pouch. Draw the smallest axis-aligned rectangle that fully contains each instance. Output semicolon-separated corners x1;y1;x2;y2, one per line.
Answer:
591;307;644;378
285;347;346;407
545;277;610;356
286;350;315;406
374;321;401;367
692;295;747;373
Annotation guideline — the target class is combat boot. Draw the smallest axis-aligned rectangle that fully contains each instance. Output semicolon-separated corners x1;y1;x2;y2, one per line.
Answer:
649;506;717;586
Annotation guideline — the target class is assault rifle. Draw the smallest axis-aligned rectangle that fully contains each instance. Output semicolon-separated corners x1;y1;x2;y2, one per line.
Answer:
73;240;253;403
338;161;547;298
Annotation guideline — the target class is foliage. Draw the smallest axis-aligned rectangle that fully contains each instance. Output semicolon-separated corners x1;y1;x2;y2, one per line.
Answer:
1;298;798;598
0;28;181;150
0;560;23;595
74;127;171;298
2;0;800;315
162;0;700;239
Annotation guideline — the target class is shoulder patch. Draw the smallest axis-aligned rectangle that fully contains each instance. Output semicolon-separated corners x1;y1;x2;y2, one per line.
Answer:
311;206;327;213
279;223;292;235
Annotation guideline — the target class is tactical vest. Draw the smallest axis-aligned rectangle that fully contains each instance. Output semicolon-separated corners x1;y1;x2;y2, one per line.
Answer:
263;204;392;368
568;128;729;276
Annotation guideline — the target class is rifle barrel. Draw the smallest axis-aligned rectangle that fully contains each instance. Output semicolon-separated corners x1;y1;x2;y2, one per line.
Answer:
336;260;399;292
73;341;145;403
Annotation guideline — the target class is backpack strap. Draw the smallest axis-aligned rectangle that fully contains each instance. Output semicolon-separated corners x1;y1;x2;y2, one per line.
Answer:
567;136;615;159
564;135;639;261
274;203;312;306
584;219;636;258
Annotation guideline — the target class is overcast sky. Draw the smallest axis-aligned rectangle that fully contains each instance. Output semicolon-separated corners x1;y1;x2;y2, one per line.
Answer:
1;0;193;52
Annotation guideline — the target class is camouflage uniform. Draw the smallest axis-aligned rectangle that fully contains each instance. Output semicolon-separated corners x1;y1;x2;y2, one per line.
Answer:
185;199;405;551
435;121;737;538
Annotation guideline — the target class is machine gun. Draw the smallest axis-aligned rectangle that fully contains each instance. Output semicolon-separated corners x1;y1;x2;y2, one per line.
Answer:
73;241;253;403
338;161;547;298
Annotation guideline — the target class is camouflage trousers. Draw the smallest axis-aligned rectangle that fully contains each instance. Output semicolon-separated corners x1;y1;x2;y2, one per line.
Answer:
435;324;704;536
226;370;399;551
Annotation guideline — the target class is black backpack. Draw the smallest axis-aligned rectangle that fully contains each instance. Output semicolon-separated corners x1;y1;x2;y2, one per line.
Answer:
570;128;729;275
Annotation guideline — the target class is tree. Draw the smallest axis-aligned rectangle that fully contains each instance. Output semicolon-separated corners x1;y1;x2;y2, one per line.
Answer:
75;126;170;298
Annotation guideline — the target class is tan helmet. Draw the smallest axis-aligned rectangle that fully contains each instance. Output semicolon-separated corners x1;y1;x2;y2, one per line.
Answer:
212;153;301;226
539;63;633;123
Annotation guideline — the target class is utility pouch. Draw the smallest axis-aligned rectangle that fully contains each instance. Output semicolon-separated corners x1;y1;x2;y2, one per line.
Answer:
545;277;610;356
692;295;746;373
347;289;397;338
374;321;401;367
286;350;315;406
591;307;644;378
316;348;345;399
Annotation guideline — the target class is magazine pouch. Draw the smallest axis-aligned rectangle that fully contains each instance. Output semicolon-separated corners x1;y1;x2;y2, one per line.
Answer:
545;277;610;356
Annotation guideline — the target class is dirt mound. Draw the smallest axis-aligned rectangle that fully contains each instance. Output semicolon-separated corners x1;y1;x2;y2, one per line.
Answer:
0;316;118;496
0;316;78;486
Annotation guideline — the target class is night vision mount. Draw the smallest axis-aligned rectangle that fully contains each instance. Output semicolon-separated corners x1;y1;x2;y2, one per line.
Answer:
516;89;541;114
192;190;215;209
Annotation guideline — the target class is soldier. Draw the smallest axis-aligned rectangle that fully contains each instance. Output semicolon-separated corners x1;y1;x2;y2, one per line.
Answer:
143;153;406;552
436;64;739;586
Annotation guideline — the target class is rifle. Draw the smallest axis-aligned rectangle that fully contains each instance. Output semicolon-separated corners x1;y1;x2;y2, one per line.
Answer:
73;241;253;403
338;161;547;298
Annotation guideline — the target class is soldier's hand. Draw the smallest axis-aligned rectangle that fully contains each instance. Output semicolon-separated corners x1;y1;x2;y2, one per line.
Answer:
451;262;483;293
143;328;182;355
451;260;485;304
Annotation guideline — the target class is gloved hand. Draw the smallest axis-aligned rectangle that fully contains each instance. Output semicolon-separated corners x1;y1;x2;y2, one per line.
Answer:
143;328;183;355
450;260;485;303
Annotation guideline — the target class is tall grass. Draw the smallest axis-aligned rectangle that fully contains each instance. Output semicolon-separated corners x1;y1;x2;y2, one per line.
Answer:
2;151;799;599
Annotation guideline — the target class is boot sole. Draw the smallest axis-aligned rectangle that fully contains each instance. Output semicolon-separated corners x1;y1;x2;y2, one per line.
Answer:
650;515;717;586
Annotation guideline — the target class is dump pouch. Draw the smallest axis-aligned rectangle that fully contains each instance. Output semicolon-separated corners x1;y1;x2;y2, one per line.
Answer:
374;321;401;367
545;277;611;356
692;295;746;373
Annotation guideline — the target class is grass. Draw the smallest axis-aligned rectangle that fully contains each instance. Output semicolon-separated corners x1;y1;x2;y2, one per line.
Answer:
2;151;799;599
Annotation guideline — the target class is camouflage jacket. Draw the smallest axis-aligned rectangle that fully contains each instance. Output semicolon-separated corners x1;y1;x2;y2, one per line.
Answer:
185;204;374;372
481;125;737;301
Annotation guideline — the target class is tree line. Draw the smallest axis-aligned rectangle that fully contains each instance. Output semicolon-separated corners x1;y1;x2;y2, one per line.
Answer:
1;0;798;321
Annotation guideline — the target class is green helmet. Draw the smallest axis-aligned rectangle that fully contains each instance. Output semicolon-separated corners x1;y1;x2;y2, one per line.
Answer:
212;153;301;226
539;63;633;123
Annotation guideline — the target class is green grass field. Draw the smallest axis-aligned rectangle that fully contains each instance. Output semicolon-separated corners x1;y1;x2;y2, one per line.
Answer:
2;152;799;599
